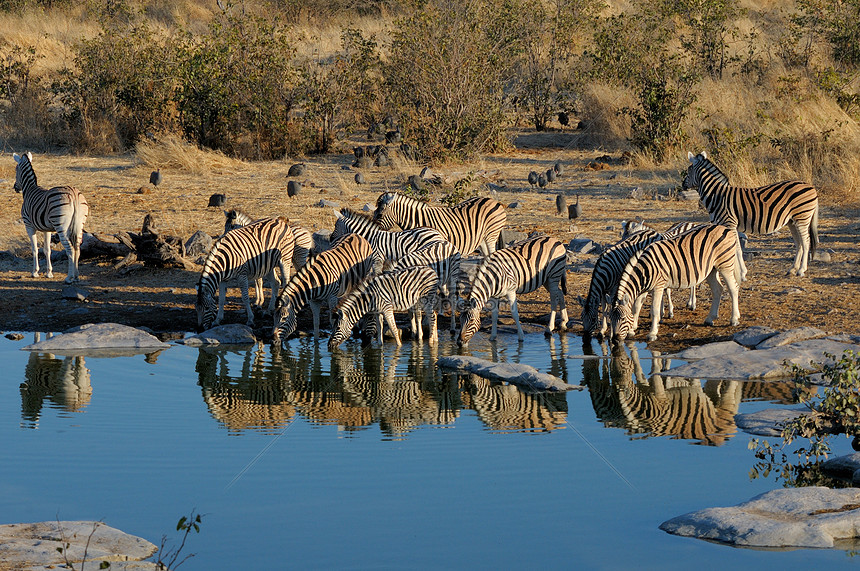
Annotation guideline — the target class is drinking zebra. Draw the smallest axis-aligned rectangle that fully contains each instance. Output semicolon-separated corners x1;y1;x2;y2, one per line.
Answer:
12;152;89;283
458;235;569;346
273;233;374;341
372;192;506;257
329;207;449;272
683;151;820;278
328;265;440;350
196;216;295;332
609;223;741;342
387;241;462;331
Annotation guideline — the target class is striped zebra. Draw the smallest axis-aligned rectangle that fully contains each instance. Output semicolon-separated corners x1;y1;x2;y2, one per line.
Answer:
329;207;449;272
609;223;741;342
372;192;506;256
196;216;295;332
224;209;313;306
273;233;374;340
328;265;440;350
683;151;820;278
12;152;89;283
387;241;462;331
458;235;569;345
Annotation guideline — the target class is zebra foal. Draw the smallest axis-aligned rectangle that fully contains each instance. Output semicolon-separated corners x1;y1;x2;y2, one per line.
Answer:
273;233;373;341
458;235;569;346
609;223;741;342
372;192;506;257
683;151;820;278
328;265;440;350
12;152;89;282
196;216;295;332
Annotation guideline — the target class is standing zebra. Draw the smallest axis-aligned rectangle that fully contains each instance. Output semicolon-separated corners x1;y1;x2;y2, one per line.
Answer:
387;241;462;331
196;217;295;332
328;265;440;350
683;151;819;278
372;192;506;257
329;207;449;272
273;233;374;341
458;235;569;346
12;152;89;283
609;223;741;342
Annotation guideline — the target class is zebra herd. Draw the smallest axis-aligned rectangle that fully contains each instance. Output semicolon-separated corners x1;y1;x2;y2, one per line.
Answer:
10;150;820;345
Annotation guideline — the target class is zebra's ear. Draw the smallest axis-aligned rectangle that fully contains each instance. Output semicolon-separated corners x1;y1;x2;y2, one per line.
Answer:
26;151;32;161
620;293;631;306
13;153;21;163
332;208;342;219
687;151;695;162
701;150;707;160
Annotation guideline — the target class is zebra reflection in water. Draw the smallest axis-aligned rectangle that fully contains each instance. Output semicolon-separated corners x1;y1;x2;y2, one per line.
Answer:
20;334;92;427
583;342;743;445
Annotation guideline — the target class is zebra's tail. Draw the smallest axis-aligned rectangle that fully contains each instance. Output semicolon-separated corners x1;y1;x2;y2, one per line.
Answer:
809;203;819;261
560;267;568;296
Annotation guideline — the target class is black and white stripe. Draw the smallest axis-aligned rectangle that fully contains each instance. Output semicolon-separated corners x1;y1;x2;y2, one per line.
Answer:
224;208;312;270
196;217;295;332
684;151;820;277
328;265;440;350
372;192;506;256
609;223;741;342
329;207;449;272
458;235;568;345
273;233;374;340
13;152;89;283
387;241;462;332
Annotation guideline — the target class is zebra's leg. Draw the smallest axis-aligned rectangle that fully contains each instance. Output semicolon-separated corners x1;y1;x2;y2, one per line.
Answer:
719;267;741;326
216;282;227;325
240;275;255;327
412;307;424;342
545;284;560;334
509;291;525;342
787;220;810;277
253;278;265;307
734;232;748;282
647;287;664;342
705;269;724;326
383;307;401;346
310;301;322;337
26;229;41;277
688;286;697;311
427;307;438;345
489;299;499;341
664;288;675;319
631;293;648;333
55;230;78;282
267;262;287;313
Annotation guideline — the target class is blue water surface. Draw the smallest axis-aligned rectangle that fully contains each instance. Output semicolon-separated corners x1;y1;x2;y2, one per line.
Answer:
1;331;856;570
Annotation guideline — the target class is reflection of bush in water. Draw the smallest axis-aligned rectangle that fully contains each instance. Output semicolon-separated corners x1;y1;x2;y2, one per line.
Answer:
20;352;92;426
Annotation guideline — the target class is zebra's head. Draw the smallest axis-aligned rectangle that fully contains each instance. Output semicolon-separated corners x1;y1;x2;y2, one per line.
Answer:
457;298;483;346
12;152;34;193
682;151;708;191
195;282;218;333
327;307;351;351
273;299;297;342
609;293;635;340
579;295;600;336
372;192;398;230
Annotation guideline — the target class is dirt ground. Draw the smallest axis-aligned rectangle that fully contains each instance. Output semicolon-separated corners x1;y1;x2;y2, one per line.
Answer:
1;132;858;353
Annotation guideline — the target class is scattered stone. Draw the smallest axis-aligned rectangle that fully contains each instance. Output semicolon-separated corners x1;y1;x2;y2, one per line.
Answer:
671;340;747;360
822;452;860;480
498;229;528;247
180;324;257;346
756;326;828;349
813;250;832;262
5;332;24;341
312;229;332;255
136;186;151;195
734;407;811;437
508;201;522;209
184;230;213;257
61;285;88;301
437;355;579;392
207;193;226;207
317;199;340;209
660;487;860;548
733;325;778;347
22;323;170;352
567;238;595;255
362;202;374;212
679;189;699;201
0;521;158;570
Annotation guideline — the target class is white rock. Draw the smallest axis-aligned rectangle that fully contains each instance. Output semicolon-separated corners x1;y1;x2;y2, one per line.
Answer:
0;521;158;570
180;324;257;346
21;323;170;353
660;487;860;548
733;326;778;347
822;452;860;480
755;326;828;349
734;407;811;437
671;340;747;360
437;355;578;392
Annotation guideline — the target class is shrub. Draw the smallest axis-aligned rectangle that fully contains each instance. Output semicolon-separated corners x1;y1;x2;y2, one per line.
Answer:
750;351;860;487
0;42;56;149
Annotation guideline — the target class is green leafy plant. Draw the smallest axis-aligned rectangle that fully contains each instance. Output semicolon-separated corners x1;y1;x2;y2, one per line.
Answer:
155;510;204;570
750;350;860;487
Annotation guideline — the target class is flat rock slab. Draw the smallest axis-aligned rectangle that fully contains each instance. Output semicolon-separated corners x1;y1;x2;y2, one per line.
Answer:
822;453;860;484
670;340;748;360
437;355;578;392
756;326;828;349
660;487;860;548
0;521;158;570
179;324;257;346
664;338;860;380
21;323;170;353
734;407;810;437
733;326;778;347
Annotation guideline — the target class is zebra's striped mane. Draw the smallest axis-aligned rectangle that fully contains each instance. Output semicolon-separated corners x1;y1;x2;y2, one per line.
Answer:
693;153;730;185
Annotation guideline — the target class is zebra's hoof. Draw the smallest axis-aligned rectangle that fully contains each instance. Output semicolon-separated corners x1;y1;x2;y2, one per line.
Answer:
45;272;53;278
704;319;715;326
646;333;657;342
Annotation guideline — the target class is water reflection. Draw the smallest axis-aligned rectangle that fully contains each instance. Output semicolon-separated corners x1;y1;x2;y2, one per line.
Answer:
20;351;92;427
583;341;743;445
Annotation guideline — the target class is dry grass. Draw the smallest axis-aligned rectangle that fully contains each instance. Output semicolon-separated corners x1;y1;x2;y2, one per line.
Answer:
134;135;247;175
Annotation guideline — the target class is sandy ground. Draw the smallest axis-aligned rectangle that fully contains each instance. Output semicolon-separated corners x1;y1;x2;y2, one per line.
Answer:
1;131;858;353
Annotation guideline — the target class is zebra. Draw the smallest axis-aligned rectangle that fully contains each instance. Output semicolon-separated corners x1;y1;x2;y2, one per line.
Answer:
683;151;820;278
273;233;374;341
609;223;741;342
328;265;440;350
223;208;313;306
372;192;506;257
387;241;462;331
329;207;449;272
458;235;569;345
196;216;295;332
12;152;89;283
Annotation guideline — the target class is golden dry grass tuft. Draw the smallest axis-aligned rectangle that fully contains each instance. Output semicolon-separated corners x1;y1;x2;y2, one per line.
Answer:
134;135;247;175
